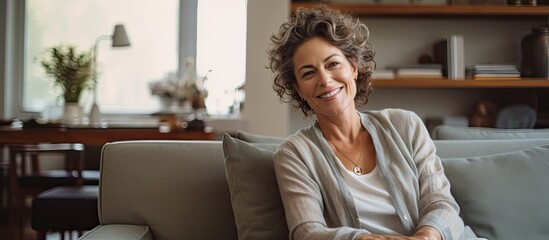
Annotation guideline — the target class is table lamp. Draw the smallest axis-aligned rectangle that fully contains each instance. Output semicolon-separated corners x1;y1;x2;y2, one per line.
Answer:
90;24;131;126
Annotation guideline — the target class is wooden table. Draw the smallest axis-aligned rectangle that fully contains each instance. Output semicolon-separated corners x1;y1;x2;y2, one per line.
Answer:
0;125;216;169
0;126;216;145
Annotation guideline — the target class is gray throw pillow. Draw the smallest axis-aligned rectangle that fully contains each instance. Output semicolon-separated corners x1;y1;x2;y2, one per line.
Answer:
235;130;285;144
442;144;549;240
222;133;288;240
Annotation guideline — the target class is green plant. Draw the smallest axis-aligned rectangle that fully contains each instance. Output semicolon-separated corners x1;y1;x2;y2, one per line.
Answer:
40;45;93;103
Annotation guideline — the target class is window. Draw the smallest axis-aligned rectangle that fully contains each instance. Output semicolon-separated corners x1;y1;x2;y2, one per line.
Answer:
22;0;246;116
197;0;246;115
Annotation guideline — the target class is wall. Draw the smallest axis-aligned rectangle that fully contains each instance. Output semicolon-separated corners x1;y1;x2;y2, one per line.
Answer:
243;0;291;137
0;0;6;119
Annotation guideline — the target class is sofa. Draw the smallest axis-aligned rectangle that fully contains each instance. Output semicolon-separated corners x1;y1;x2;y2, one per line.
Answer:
79;131;549;240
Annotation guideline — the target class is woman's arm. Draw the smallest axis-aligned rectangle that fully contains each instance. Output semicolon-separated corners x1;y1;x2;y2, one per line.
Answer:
413;226;442;240
407;112;464;240
356;234;429;240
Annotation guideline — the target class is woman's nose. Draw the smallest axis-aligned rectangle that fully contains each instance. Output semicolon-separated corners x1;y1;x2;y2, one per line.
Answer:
318;69;331;86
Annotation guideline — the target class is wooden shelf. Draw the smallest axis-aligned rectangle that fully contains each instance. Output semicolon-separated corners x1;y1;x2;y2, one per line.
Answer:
291;3;549;17
373;78;549;88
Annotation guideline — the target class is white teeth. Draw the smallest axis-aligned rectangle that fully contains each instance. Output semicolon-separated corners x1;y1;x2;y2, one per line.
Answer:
318;87;342;99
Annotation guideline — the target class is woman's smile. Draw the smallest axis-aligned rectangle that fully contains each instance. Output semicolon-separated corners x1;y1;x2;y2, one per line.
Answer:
318;86;343;99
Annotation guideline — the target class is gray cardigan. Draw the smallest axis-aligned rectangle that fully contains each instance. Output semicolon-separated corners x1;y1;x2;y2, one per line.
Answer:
273;109;469;240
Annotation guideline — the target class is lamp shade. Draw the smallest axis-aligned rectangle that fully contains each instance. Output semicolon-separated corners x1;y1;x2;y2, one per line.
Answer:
112;24;130;47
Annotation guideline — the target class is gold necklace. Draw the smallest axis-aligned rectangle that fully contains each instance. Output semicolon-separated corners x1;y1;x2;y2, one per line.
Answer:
327;133;365;175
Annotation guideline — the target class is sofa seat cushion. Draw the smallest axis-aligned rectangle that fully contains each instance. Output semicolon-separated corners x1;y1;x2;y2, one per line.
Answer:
222;134;288;240
79;224;153;240
442;144;549;240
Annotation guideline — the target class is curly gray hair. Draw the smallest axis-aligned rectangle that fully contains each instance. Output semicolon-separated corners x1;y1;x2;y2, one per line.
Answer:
268;6;375;117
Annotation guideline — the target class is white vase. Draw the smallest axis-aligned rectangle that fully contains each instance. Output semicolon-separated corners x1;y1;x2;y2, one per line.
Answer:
64;103;83;125
89;102;101;126
158;96;174;112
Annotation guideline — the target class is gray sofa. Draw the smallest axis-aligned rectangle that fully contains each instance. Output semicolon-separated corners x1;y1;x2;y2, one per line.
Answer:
79;132;549;240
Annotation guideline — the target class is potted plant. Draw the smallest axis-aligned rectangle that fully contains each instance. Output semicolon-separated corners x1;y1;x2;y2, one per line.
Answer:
40;45;93;124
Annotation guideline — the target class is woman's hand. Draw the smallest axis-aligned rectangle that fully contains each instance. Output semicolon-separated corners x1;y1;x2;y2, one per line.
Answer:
413;226;442;240
356;234;428;240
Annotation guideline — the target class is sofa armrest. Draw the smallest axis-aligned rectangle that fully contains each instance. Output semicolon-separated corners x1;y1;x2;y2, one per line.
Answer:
78;224;153;240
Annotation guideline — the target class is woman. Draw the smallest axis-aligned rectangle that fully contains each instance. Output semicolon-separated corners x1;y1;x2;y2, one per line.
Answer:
268;6;479;240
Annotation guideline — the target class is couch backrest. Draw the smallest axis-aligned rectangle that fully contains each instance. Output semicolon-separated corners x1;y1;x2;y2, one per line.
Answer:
99;140;237;240
434;138;549;158
432;125;549;140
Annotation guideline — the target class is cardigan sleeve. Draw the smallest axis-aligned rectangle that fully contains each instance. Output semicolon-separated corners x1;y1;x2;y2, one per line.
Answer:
274;140;369;240
406;112;466;240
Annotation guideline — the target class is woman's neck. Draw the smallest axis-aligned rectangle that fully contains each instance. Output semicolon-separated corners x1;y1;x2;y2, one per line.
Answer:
317;110;363;143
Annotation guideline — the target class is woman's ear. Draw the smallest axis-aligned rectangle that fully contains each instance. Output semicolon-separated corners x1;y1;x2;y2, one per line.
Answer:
349;58;359;80
294;83;305;100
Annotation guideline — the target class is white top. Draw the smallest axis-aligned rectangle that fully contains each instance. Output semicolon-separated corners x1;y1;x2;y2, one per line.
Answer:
336;158;407;235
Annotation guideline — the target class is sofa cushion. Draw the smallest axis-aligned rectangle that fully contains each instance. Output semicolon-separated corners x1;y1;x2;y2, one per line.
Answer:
79;224;153;240
235;130;285;144
222;134;288;240
442;144;549;240
432;125;549;140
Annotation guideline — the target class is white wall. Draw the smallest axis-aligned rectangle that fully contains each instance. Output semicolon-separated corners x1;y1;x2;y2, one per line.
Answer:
0;0;6;119
244;0;291;137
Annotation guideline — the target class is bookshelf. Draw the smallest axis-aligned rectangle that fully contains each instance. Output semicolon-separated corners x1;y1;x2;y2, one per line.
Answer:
291;2;549;127
291;2;549;89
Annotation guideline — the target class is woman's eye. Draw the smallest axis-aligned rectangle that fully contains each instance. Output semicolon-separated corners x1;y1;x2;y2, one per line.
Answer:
327;62;340;68
302;71;314;78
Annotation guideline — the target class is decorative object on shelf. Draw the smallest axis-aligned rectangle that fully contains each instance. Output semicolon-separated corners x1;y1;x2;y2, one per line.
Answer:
148;56;210;114
521;27;549;78
470;100;498;127
40;45;93;125
508;0;538;5
91;24;131;126
149;72;178;111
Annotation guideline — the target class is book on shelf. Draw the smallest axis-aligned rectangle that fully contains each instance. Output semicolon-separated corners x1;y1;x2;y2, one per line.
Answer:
472;64;520;80
473;64;517;70
448;35;465;80
389;64;442;78
433;35;465;80
474;77;521;81
474;73;521;78
372;69;395;80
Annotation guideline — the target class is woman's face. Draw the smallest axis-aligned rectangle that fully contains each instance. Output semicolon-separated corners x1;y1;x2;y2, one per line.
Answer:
293;37;358;117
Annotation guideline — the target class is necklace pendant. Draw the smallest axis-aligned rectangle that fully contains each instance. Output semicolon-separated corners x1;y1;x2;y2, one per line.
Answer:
353;165;363;175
